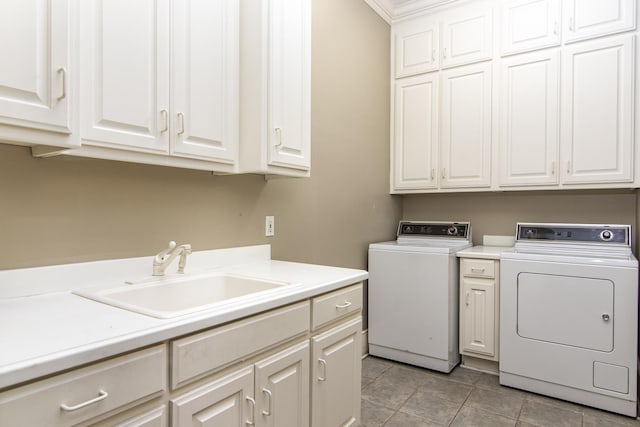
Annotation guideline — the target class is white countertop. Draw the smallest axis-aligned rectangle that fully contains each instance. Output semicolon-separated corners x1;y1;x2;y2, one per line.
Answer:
0;246;368;389
456;245;514;260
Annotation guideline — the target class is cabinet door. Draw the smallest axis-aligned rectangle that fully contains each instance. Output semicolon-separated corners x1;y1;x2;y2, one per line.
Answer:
499;50;559;187
501;0;561;56
441;62;492;188
171;366;254;427
393;16;439;78
393;74;439;191
564;0;636;43
171;0;238;163
267;0;311;170
311;317;362;427
461;279;495;357
441;5;493;69
0;0;70;132
79;0;170;153
561;35;634;184
254;342;310;427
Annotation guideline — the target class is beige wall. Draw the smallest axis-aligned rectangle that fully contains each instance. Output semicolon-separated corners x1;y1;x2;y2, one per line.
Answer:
0;0;400;271
403;190;638;253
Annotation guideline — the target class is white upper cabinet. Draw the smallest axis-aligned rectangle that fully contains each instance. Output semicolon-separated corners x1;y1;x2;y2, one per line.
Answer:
393;74;439;190
79;0;170;154
441;62;492;188
393;16;440;78
78;0;238;167
441;4;493;69
170;0;238;163
499;50;559;187
0;0;77;147
563;0;637;43
267;0;311;171
239;0;311;176
561;35;635;184
501;0;561;56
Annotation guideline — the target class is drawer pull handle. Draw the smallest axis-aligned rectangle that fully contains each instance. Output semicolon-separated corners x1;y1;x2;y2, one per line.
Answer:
60;390;108;412
262;388;273;416
318;358;327;381
245;396;256;425
335;301;352;309
471;267;485;273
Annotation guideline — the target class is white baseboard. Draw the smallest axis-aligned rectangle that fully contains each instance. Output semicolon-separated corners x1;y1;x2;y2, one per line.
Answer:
361;329;369;358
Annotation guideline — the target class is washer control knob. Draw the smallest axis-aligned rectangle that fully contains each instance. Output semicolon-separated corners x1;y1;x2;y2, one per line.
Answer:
447;226;458;236
600;230;613;241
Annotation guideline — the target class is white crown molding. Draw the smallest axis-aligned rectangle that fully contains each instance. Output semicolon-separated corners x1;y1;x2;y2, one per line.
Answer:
364;0;394;24
364;0;463;23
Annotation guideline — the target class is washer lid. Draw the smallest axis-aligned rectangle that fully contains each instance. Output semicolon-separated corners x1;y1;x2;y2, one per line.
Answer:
369;240;472;254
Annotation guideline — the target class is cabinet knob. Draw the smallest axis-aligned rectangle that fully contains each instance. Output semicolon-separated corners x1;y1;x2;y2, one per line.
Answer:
602;314;610;321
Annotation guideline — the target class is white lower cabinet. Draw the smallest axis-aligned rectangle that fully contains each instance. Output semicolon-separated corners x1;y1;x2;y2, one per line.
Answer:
171;366;255;426
0;283;363;427
0;346;167;427
311;317;362;427
459;259;499;361
254;342;310;427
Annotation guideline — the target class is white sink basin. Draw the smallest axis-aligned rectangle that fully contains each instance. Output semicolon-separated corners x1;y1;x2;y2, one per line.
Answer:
74;274;291;318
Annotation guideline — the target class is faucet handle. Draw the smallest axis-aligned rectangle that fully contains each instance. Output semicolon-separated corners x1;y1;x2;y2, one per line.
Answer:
154;241;177;264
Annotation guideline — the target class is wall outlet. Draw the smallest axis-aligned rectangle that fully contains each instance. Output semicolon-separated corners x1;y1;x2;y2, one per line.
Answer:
265;216;275;237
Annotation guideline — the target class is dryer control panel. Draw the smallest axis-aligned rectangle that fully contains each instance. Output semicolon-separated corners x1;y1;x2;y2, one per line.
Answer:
516;223;630;246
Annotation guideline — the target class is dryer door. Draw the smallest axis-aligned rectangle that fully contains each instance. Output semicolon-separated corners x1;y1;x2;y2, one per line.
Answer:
517;272;614;351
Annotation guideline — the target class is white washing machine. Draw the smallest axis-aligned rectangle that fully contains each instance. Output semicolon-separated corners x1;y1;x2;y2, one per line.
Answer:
500;223;638;417
368;221;472;373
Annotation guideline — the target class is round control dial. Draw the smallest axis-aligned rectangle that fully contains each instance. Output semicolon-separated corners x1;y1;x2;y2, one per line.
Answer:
600;230;614;241
447;226;458;236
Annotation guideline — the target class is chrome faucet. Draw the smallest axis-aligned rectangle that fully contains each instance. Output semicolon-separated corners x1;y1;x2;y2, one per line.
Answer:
152;241;192;276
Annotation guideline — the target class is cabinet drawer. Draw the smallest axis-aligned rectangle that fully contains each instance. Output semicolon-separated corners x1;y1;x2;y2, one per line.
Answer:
312;283;363;330
171;301;310;389
461;259;495;278
0;345;166;427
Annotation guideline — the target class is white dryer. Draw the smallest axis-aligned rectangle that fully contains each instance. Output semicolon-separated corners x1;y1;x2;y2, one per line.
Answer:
368;221;472;373
500;223;638;417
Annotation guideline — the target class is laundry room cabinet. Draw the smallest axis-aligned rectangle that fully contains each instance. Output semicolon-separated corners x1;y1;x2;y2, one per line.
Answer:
391;0;638;193
456;245;509;374
563;0;637;44
0;0;78;149
560;35;635;185
239;0;311;176
500;0;561;56
498;49;560;187
73;0;238;170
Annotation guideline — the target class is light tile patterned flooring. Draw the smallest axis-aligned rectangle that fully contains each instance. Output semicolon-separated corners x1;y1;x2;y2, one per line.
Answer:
361;356;640;427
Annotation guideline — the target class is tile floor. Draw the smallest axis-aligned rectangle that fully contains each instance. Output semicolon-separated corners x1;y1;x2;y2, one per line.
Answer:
361;356;640;427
